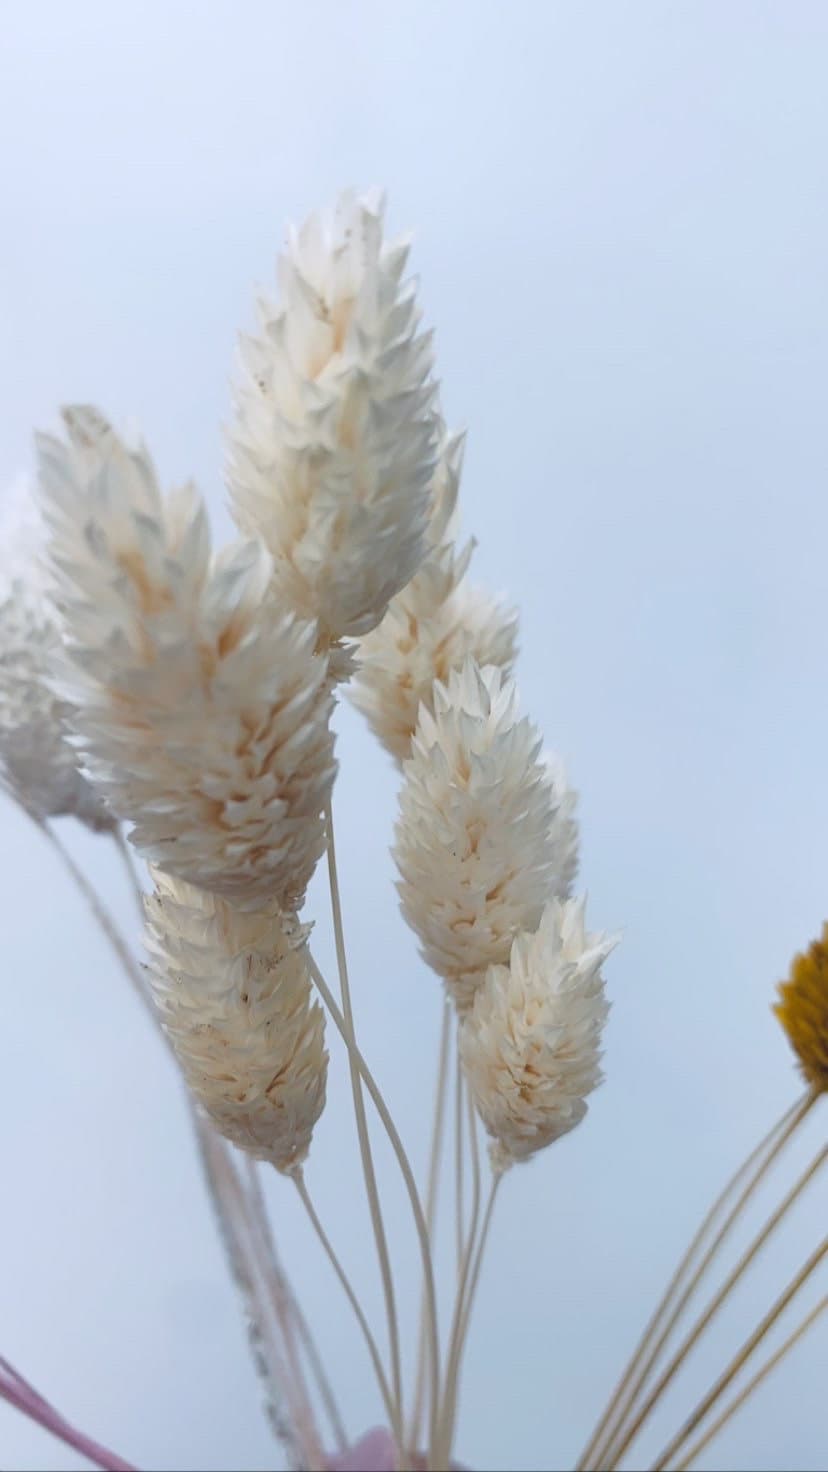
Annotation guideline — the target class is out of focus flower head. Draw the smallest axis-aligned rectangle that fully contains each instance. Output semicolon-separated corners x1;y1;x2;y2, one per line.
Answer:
0;473;110;828
145;870;327;1172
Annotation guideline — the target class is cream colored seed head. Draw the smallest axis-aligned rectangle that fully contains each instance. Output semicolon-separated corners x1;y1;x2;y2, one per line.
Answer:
394;659;578;1011
227;188;442;655
145;871;327;1173
460;897;614;1172
38;406;336;910
0;475;110;829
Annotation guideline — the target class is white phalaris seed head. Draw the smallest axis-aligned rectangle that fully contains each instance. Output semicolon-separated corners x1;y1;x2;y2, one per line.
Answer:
0;475;110;829
460;897;614;1172
227;188;441;653
394;659;578;1012
145;871;327;1172
38;406;336;910
351;433;519;762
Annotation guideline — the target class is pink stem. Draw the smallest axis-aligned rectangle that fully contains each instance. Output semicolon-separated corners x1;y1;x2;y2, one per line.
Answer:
0;1357;137;1471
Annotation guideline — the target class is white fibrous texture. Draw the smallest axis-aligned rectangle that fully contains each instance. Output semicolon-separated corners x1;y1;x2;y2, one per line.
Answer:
227;189;441;654
460;898;614;1171
145;871;327;1172
394;660;578;1012
0;476;110;828
38;407;336;909
351;434;519;762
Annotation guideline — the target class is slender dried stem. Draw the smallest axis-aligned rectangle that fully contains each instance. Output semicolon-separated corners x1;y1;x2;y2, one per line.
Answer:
672;1296;827;1472
0;1356;136;1472
409;998;452;1454
110;824;145;922
324;798;404;1450
292;1169;398;1435
245;1159;348;1453
435;1171;502;1469
455;1044;465;1274
592;1091;816;1470
652;1237;828;1470
305;947;442;1465
608;1138;826;1469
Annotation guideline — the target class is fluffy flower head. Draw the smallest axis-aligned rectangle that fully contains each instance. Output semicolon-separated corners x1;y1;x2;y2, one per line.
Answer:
227;189;441;649
394;659;577;1010
38;407;335;908
774;923;828;1093
460;898;614;1170
145;871;327;1171
0;475;109;827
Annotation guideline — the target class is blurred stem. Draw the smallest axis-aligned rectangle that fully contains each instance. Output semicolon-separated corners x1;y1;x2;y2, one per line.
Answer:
292;1168;398;1435
324;798;404;1451
608;1136;826;1469
589;1090;816;1470
246;1159;347;1452
671;1294;827;1471
36;810;321;1465
306;947;442;1464
409;998;452;1454
652;1237;828;1471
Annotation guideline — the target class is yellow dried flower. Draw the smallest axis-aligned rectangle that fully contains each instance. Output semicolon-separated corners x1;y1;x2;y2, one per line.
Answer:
774;923;828;1092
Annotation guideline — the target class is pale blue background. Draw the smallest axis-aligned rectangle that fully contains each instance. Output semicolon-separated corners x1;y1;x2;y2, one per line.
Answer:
1;3;827;1469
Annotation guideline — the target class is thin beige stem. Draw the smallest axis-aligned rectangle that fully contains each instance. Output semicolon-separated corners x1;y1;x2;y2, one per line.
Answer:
323;799;404;1450
672;1296;827;1472
609;1139;826;1470
305;948;442;1465
652;1237;828;1471
466;1076;482;1270
409;998;452;1454
245;1159;348;1452
435;1171;502;1470
196;1125;314;1470
36;817;155;1027
455;1044;465;1274
292;1169;398;1436
596;1091;817;1469
110;825;145;922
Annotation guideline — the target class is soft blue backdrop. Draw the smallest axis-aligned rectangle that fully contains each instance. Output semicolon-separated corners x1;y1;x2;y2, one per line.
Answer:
1;3;827;1469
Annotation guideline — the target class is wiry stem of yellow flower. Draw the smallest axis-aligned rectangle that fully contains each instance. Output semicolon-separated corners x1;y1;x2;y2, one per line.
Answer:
291;1168;399;1437
672;1295;827;1472
607;1135;826;1470
651;1237;828;1471
409;998;452;1455
324;798;404;1451
583;1091;814;1470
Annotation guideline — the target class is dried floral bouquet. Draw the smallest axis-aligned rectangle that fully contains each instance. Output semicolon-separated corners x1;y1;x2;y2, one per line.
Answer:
1;192;825;1472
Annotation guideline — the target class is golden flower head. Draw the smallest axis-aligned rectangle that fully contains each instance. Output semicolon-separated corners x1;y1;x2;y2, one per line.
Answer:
774;924;828;1092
